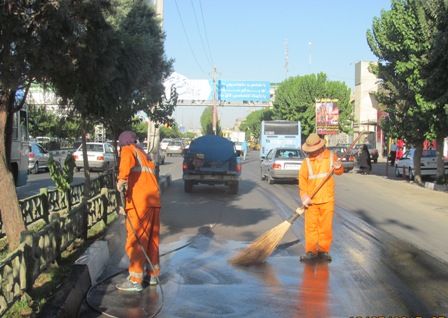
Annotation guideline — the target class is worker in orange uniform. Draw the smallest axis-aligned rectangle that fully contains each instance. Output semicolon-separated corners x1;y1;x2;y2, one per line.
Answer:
299;133;343;262
115;131;161;292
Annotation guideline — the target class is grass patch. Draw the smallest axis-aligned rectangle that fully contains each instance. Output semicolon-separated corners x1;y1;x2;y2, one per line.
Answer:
3;213;118;317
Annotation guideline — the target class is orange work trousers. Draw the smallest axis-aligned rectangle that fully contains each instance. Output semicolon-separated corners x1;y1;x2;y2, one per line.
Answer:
126;206;160;284
304;201;334;254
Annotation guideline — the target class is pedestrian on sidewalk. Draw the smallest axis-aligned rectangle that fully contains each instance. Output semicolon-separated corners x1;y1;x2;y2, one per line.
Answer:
358;144;372;175
116;131;161;292
299;133;344;262
389;141;397;166
242;140;248;160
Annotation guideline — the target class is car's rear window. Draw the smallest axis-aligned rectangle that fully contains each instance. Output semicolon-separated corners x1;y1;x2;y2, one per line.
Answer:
275;149;304;158
422;150;436;157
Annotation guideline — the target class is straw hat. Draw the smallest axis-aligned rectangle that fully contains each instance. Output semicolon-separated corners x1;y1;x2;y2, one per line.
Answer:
302;133;326;152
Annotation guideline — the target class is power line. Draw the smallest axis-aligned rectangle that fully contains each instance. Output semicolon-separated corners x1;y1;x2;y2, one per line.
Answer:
198;0;214;67
174;0;208;75
190;0;214;69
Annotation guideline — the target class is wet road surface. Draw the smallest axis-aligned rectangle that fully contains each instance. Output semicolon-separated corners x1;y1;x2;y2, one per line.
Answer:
76;154;448;317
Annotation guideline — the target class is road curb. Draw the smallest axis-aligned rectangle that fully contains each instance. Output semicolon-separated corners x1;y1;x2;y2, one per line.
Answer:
424;182;448;192
51;174;172;318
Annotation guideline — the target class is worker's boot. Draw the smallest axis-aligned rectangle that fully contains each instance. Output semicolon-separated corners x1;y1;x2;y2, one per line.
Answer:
300;252;317;262
318;252;332;262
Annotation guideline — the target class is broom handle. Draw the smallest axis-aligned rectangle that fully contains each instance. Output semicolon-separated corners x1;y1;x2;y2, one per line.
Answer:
288;132;365;224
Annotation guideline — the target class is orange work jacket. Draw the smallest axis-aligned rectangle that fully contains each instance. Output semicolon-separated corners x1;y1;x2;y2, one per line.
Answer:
118;144;161;208
299;149;344;204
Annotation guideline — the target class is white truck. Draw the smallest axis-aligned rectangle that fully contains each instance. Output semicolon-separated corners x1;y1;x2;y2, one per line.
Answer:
229;131;245;157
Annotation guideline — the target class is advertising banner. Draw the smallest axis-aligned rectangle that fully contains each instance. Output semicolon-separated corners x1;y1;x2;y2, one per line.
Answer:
164;72;270;101
316;99;339;135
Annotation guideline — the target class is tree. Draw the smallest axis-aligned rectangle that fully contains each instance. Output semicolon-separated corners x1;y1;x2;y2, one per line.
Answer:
102;0;174;147
366;0;442;183
239;108;274;141
420;0;448;182
28;105;59;138
272;73;353;137
200;106;222;135
1;0;54;250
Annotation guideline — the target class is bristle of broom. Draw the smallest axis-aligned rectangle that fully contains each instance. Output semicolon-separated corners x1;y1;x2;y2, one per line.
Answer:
228;221;292;267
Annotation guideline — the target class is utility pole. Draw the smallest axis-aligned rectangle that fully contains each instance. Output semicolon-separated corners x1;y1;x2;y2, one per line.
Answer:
308;41;312;74
212;65;217;134
285;38;288;80
146;0;164;179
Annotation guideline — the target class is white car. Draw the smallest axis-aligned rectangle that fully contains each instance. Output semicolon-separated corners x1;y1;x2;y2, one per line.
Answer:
160;138;173;151
395;148;448;179
73;142;117;172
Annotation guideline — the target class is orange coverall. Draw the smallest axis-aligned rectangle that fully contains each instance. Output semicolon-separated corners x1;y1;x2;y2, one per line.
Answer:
299;149;343;254
118;144;161;284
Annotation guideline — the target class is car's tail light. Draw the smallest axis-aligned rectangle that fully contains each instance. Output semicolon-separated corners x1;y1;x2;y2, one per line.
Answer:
273;163;282;169
183;163;188;170
97;156;105;161
348;155;354;162
237;161;242;173
29;153;35;158
73;155;79;160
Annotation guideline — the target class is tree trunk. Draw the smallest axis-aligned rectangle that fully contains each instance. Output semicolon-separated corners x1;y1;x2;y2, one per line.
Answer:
0;91;26;251
435;135;445;183
413;143;423;185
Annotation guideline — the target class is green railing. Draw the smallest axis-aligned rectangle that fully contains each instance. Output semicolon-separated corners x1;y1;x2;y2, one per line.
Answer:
0;170;118;316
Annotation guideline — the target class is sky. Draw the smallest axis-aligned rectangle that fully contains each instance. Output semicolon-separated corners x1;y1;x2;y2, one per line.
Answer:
160;0;392;130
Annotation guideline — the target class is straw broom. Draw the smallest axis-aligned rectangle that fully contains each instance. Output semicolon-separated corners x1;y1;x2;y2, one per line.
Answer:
229;132;365;267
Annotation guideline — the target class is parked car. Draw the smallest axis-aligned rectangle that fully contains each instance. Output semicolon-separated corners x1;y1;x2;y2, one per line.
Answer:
395;148;448;179
28;142;50;174
166;140;184;156
160;138;173;151
326;146;355;172
73;142;117;172
354;143;379;163
260;147;306;184
141;142;165;165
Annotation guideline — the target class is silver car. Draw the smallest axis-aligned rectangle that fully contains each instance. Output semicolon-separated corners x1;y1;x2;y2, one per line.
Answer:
260;147;306;184
28;142;50;174
73;142;116;172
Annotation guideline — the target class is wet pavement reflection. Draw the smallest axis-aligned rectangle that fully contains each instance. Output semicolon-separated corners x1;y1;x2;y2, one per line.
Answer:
80;212;448;318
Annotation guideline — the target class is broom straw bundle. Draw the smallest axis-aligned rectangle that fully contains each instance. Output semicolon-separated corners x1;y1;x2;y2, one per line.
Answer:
229;132;365;267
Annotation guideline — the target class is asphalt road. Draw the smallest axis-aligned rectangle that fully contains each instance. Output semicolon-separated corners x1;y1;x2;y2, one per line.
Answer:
72;150;448;318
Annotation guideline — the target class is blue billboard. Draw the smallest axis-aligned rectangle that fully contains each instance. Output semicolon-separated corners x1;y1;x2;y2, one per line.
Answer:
164;73;271;102
217;80;270;101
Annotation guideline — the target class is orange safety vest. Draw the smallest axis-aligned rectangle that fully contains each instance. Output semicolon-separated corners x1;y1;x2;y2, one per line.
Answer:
299;149;343;204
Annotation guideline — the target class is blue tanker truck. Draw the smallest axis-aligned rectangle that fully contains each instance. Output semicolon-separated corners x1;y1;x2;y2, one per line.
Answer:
182;134;241;194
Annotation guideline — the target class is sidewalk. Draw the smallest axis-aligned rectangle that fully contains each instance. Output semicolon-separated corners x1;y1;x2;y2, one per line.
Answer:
354;156;447;192
41;174;172;318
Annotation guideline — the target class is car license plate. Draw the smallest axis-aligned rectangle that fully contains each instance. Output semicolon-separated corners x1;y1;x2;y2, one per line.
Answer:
285;164;301;169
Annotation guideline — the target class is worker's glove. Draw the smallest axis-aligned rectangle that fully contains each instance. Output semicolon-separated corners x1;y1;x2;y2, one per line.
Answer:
301;194;312;207
117;179;128;193
333;159;342;170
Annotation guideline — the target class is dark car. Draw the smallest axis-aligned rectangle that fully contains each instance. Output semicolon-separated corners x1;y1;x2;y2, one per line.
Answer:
260;147;306;184
326;146;355;172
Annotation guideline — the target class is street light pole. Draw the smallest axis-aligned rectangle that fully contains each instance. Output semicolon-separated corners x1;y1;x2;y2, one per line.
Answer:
146;0;164;179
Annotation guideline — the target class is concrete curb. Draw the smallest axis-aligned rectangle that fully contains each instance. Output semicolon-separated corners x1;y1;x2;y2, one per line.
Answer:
53;174;172;318
424;182;448;192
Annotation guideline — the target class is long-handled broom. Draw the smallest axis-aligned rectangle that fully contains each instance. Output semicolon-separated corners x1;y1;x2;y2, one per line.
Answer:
228;133;365;267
